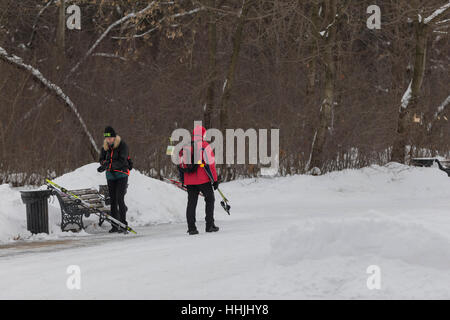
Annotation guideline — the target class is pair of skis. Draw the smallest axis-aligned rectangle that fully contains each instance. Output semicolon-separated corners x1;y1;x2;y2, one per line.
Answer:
45;179;137;234
163;178;204;197
164;178;231;215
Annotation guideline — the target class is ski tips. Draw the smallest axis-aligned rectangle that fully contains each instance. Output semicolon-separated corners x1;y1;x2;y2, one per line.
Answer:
221;200;231;215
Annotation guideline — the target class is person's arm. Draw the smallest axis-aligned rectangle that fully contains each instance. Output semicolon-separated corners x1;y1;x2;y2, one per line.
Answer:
97;148;108;172
203;143;218;188
99;148;106;164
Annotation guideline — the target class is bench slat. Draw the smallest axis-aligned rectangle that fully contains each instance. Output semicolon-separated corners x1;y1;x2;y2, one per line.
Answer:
79;195;100;200
71;190;96;193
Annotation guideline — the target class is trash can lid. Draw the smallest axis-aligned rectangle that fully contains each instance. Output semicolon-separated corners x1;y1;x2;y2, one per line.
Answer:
20;189;54;204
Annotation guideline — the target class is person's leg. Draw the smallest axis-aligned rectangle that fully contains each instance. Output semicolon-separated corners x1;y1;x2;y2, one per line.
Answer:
107;179;119;230
199;182;215;228
186;185;200;231
116;177;128;225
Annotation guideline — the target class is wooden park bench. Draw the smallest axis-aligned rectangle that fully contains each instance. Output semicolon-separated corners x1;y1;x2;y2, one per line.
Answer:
411;158;450;168
53;185;111;232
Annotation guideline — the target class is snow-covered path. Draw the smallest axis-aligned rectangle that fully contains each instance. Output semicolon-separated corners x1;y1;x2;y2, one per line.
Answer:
0;220;285;299
1;163;450;299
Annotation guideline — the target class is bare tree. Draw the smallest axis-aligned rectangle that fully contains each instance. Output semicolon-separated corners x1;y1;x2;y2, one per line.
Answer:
391;1;450;163
307;0;341;171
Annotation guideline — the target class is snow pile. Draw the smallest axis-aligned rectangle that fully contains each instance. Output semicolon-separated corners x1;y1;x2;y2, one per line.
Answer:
0;185;81;242
0;184;31;241
241;162;450;202
47;163;186;226
271;218;450;270
318;162;450;199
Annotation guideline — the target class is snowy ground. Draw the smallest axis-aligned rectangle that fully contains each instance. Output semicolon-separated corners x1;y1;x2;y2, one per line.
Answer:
1;162;450;299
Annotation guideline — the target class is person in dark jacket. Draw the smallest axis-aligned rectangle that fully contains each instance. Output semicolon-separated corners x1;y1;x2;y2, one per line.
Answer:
179;125;219;235
98;126;130;233
435;159;450;177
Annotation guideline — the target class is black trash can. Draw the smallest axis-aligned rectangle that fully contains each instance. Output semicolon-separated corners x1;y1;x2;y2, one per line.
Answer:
20;190;53;234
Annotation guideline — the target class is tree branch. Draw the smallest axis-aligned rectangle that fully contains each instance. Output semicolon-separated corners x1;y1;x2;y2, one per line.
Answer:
68;1;157;78
0;46;100;157
26;0;56;48
111;6;205;40
428;94;450;131
424;2;450;25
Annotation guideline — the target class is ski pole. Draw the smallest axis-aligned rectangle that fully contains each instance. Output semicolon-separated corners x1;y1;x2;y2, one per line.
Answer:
202;165;231;215
216;187;230;215
217;188;229;202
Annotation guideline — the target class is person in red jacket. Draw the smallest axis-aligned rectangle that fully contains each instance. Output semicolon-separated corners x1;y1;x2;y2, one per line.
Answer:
179;125;219;235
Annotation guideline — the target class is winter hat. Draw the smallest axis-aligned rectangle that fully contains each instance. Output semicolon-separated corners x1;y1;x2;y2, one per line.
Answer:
193;125;206;138
104;126;116;137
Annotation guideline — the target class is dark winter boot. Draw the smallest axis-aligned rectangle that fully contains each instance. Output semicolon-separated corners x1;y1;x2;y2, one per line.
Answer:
187;228;199;235
205;225;219;233
109;226;118;233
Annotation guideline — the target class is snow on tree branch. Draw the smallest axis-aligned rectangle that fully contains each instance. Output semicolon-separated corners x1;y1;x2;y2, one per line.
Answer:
424;2;450;24
400;81;412;110
435;94;450;116
0;46;99;155
92;52;128;61
436;18;450;24
68;1;157;77
427;94;450;131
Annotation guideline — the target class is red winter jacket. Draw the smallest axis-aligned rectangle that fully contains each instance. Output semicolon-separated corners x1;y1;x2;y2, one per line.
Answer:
180;127;218;186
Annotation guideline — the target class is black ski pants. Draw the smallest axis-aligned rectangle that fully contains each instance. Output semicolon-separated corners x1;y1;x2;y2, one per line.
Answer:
107;176;128;225
186;182;215;230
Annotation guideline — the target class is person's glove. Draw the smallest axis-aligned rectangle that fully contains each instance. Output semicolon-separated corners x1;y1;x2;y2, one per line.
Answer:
212;181;219;190
101;159;110;167
97;165;106;173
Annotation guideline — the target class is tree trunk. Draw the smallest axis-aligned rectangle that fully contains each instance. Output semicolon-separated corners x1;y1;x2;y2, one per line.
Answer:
218;0;252;132
391;20;428;163
56;0;65;67
204;0;217;129
218;0;253;181
306;1;320;96
308;0;337;171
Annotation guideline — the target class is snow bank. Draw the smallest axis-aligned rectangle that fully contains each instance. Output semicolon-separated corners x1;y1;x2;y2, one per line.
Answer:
47;163;187;227
231;162;450;202
267;163;450;271
0;184;31;241
271;218;450;270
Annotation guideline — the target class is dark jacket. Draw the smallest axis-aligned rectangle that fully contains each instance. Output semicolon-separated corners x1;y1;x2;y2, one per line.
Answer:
99;135;130;178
